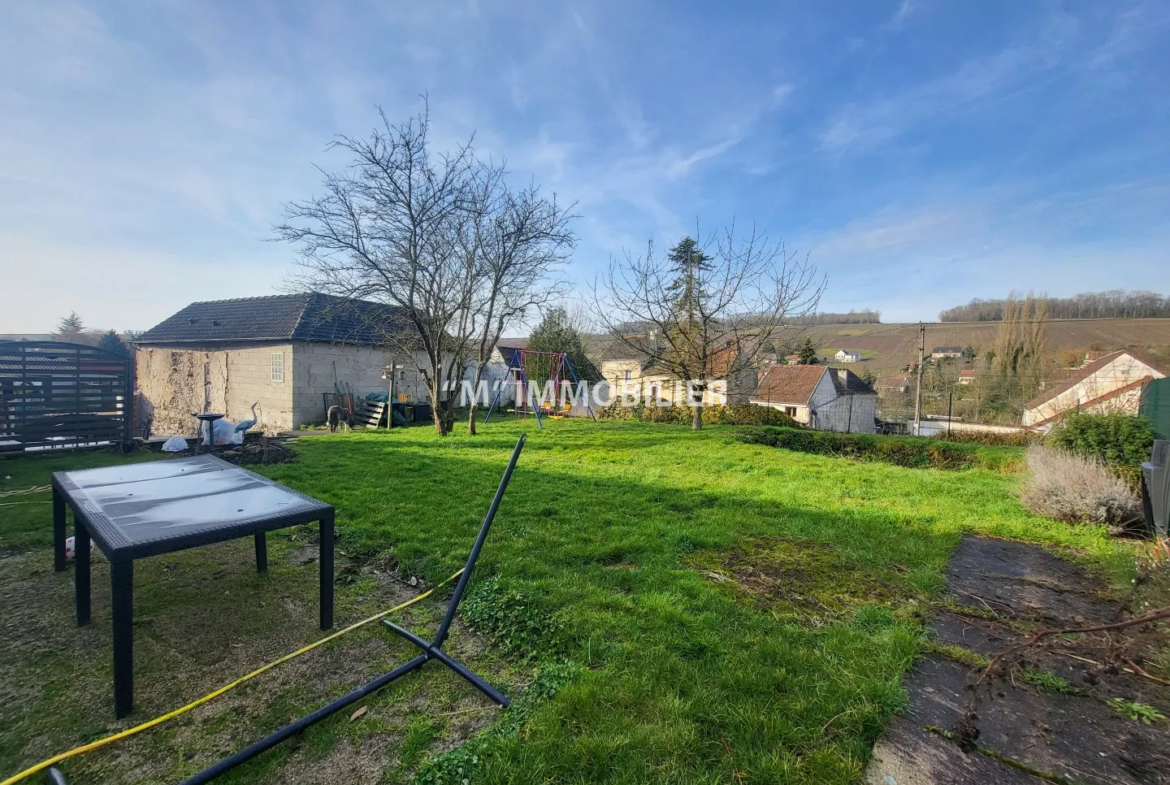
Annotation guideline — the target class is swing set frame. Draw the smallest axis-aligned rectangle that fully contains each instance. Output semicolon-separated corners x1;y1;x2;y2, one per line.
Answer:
484;349;597;429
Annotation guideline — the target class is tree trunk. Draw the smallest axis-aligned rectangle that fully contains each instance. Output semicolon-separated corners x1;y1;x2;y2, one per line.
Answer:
466;365;484;436
429;387;446;436
692;401;703;430
442;396;455;434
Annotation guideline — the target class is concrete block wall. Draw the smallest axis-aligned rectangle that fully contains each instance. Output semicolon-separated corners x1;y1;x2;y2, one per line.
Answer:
223;344;295;431
292;343;431;426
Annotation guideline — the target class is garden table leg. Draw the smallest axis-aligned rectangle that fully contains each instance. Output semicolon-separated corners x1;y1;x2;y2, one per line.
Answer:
53;485;67;572
254;532;267;573
75;521;90;626
111;559;134;718
319;513;334;630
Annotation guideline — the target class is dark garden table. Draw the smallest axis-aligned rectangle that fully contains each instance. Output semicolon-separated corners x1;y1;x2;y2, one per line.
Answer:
51;455;335;718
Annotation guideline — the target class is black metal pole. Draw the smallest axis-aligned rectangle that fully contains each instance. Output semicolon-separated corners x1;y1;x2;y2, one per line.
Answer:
179;655;429;785
180;435;526;784
382;620;510;706
434;434;526;647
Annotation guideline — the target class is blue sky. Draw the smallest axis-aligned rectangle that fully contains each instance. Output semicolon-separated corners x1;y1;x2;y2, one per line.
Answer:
1;1;1167;333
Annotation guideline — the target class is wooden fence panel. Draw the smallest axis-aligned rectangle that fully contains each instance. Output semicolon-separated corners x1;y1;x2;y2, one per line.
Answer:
0;341;133;454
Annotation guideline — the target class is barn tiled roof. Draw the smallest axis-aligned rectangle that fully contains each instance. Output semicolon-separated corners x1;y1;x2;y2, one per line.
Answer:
135;293;413;347
749;365;826;405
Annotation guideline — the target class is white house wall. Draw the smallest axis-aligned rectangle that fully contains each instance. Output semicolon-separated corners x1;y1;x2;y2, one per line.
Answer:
1022;354;1164;426
755;400;812;424
457;349;515;407
601;359;755;406
814;391;877;433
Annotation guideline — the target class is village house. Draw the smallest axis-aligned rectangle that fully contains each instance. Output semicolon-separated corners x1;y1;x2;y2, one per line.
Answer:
750;365;877;433
834;349;862;363
133;293;432;435
598;344;758;407
1022;348;1167;428
874;375;912;395
931;346;963;359
959;369;976;385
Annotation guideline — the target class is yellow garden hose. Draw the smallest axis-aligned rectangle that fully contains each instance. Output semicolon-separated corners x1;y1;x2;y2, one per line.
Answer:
2;568;464;785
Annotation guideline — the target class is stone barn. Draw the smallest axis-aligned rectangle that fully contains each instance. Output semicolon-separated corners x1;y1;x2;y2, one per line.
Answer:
134;293;430;435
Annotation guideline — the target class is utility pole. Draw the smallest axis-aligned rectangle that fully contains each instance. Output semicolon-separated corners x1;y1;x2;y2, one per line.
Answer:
947;387;954;438
913;322;925;436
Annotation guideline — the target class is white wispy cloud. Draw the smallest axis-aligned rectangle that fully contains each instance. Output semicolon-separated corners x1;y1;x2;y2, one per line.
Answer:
0;1;1166;330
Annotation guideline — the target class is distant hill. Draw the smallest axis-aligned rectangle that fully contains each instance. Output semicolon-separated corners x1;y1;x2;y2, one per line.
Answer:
566;317;1170;381
940;291;1170;322
794;318;1170;375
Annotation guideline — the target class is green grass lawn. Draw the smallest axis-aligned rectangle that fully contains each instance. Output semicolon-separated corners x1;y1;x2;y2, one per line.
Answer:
0;420;1142;784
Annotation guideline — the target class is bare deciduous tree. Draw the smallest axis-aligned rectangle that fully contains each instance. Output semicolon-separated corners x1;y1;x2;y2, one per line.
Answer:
593;223;824;430
462;181;575;435
276;102;572;435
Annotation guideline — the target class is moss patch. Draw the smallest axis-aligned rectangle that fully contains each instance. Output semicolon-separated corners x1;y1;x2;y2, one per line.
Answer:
687;536;909;624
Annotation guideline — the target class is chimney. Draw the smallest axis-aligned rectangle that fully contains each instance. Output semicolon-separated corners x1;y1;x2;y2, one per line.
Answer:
837;368;849;383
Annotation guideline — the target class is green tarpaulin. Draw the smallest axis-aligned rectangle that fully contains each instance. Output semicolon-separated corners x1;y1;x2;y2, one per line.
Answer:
1140;377;1170;439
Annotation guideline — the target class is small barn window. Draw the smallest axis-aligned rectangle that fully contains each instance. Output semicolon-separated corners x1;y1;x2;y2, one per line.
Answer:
624;370;632;381
270;352;284;382
784;406;797;417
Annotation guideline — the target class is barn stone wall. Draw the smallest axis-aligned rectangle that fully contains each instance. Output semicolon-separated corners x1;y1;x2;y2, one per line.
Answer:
135;344;294;436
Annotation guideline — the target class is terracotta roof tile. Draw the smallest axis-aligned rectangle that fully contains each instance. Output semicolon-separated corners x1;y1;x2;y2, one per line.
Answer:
750;365;826;405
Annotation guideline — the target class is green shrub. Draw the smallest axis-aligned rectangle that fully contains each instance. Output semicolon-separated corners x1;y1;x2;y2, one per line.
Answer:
935;429;1039;447
1049;413;1154;488
599;402;799;428
709;404;801;427
736;427;1020;472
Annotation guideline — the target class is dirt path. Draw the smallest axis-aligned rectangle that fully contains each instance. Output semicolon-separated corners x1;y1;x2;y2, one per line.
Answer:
866;536;1170;785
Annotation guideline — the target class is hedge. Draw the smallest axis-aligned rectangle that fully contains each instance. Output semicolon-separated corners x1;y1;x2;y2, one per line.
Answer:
735;426;1021;472
601;403;800;428
931;429;1039;447
1049;413;1155;489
